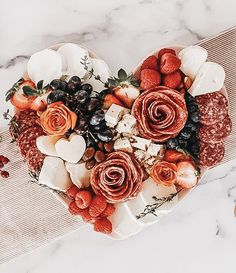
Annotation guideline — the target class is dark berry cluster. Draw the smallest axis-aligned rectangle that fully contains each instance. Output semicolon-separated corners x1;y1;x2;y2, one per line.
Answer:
47;76;113;145
167;92;199;157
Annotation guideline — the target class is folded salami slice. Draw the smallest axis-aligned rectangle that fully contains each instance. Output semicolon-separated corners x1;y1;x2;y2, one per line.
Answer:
195;91;228;125
91;151;143;203
132;86;188;142
199;141;225;168
26;145;46;173
198;115;232;143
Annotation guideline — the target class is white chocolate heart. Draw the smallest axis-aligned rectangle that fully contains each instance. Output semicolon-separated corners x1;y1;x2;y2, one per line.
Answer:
39;156;72;192
36;135;62;157
55;133;86;163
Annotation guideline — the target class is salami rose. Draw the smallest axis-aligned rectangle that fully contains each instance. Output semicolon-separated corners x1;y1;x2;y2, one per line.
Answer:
91;152;143;203
132;87;188;142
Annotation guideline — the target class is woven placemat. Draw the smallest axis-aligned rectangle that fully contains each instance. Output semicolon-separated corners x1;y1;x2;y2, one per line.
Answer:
1;26;236;264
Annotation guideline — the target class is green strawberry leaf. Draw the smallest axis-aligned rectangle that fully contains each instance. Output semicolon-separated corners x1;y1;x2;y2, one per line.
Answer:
118;69;127;81
22;86;39;96
37;80;44;89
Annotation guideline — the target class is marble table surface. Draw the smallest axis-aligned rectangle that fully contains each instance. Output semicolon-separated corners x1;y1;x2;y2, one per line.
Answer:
0;0;236;272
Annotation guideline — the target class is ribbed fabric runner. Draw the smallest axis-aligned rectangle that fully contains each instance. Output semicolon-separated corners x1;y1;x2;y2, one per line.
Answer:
0;26;236;264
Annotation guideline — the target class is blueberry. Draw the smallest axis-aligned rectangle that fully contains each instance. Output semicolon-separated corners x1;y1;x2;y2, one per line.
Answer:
186;122;198;132
178;138;188;148
185;92;195;103
167;138;179;149
47;90;67;104
190;111;200;123
188;103;198;113
81;83;93;95
180;128;192;139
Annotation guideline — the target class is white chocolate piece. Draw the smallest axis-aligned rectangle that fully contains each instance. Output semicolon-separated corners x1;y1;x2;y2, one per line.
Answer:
27;49;62;85
178;45;208;79
189;62;225;97
55;133;86;164
39;156;72;192
36;135;62;157
114;138;133;153
105;104;125;126
57;43;91;80
65;162;91;188
130;136;151;150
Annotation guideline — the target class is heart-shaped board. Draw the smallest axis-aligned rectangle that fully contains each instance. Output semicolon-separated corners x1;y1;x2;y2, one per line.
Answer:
8;42;231;240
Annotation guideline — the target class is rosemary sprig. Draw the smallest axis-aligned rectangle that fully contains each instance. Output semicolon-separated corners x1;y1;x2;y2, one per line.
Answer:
136;188;183;220
3;109;19;141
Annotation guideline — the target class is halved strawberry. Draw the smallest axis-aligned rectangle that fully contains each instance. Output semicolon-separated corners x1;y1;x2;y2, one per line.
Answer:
29;92;49;111
103;94;124;109
10;92;30;109
176;161;198;189
158;48;176;58
140;69;161;90
141;55;158;71
114;86;140;108
162;70;182;89
160;53;181;74
164;149;192;163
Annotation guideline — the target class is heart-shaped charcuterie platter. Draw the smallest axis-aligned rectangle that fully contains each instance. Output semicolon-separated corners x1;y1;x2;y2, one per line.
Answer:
5;42;232;239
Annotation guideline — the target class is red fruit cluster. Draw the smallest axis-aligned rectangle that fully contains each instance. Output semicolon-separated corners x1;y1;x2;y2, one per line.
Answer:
140;48;184;90
66;185;115;234
0;155;10;179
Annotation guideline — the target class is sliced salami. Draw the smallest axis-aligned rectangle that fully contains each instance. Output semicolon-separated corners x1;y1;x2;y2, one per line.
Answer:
199;141;225;168
26;146;45;173
198;115;232;143
195;91;228;125
17;126;45;158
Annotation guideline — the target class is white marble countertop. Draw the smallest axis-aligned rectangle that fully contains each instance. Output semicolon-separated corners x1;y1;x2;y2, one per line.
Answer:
1;0;236;272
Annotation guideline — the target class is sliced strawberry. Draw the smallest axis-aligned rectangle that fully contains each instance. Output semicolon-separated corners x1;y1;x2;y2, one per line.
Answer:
140;69;161;90
29;93;49;111
160;53;181;74
162;70;182;89
10;92;30;109
114;86;140;108
103;94;124;109
158;48;176;58
141;55;158;71
176;161;198;189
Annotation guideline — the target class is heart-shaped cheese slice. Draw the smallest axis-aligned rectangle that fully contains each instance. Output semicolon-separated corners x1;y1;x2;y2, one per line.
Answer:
178;45;208;79
55;133;86;163
39;156;72;192
36;135;62;157
65;162;91;188
27;49;62;86
189;62;225;97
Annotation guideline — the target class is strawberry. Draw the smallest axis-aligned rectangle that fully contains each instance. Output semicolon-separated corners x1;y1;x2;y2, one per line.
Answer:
114;86;140;108
140;69;161;90
89;195;107;218
20;80;36;89
75;190;92;209
103;94;124;109
66;185;80;199
158;48;176;58
100;203;116;217
10;93;31;109
141;55;158;71
164;149;186;163
160;53;181;74
68;201;83;215
162;70;182;89
176;161;198;189
93;218;112;234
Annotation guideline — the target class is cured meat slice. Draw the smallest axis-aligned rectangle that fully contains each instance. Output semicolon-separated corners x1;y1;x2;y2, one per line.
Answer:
17;126;45;158
26;146;45;173
132;86;188;142
195;91;228;125
199;141;225;168
9;110;40;139
91;151;143;203
198;115;232;143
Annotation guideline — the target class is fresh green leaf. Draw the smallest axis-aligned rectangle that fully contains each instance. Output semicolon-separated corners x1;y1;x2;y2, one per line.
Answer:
22;86;38;96
37;80;44;89
118;69;127;81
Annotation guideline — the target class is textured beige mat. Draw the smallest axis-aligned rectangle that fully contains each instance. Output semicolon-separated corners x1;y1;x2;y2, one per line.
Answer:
1;26;236;264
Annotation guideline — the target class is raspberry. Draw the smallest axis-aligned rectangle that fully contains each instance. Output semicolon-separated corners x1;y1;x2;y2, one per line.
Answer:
0;162;3;169
94;218;112;234
141;55;158;71
68;201;83;215
158;48;176;58
81;208;94;223
100;203;116;217
66;185;80;199
1;170;9;179
140;69;161;90
75;190;92;209
160;53;181;74
89;196;107;217
162;70;182;89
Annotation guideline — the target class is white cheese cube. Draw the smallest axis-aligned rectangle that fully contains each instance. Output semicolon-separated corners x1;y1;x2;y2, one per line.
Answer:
105;104;125;126
116;114;136;134
134;149;146;162
147;143;162;156
114;138;133;153
130;136;151;150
